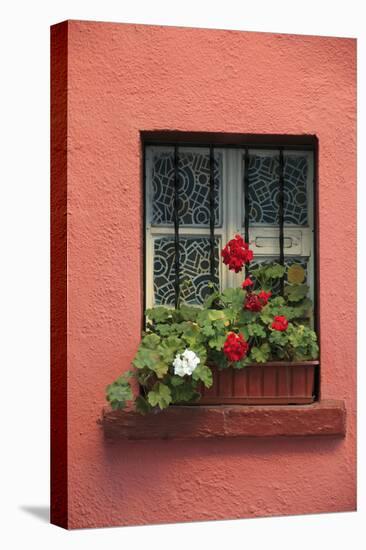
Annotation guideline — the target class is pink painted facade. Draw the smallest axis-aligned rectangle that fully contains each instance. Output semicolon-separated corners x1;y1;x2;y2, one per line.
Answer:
51;20;356;529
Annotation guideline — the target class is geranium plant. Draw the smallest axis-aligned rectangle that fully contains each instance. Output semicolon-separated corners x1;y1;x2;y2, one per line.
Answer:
106;235;319;414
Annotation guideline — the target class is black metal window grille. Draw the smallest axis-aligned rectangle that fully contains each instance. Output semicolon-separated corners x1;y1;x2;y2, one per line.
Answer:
145;141;316;309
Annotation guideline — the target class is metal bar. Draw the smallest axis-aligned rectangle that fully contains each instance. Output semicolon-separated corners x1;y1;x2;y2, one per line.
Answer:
244;147;250;278
173;145;180;308
279;147;285;295
209;145;216;287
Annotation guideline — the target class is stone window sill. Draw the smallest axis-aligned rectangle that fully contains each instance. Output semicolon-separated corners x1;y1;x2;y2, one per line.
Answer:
101;400;346;440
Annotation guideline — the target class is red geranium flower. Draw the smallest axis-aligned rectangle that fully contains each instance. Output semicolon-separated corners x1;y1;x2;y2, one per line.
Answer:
258;290;272;305
244;289;272;312
223;332;249;362
221;235;254;273
271;315;289;331
242;277;254;288
244;293;263;312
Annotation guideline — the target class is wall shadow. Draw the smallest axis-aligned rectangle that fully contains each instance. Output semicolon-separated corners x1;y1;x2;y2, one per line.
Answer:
20;505;50;523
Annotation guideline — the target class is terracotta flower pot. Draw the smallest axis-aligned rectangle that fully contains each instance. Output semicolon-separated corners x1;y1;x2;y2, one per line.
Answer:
197;361;319;405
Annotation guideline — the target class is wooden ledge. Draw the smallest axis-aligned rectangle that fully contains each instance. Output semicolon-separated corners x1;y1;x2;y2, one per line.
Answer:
101;400;346;440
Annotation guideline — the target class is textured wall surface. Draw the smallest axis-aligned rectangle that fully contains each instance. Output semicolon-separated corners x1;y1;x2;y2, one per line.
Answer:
51;20;356;528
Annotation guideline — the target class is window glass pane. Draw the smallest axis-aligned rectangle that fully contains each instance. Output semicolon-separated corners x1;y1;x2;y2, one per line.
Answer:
247;153;309;226
151;149;222;226
153;236;220;305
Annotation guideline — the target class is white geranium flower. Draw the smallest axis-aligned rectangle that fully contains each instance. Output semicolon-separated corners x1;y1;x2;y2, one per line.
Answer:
172;355;185;377
173;349;200;377
181;349;200;373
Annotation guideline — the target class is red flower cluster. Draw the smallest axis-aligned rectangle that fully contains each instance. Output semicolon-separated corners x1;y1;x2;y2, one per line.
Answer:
244;293;263;312
244;290;272;312
221;235;253;273
242;277;254;288
258;290;272;305
223;332;249;362
271;315;289;331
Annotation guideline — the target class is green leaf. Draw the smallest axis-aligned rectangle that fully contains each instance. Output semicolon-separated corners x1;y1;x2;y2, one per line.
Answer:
180;322;202;347
202;323;215;337
192;364;213;388
250;343;271;363
152;361;170;379
197;309;226;324
309;341;319;359
133;347;158;368
249;264;267;280
221;287;245;309
163;335;183;348
132;348;168;378
270;296;286;307
135;395;152;415
250;262;285;286
222;308;237;323
155;323;175;336
145;307;172;323
209;350;229;369
193;346;207;365
284;283;309;303
286;324;319;360
142;333;161;349
247;323;266;337
269;330;289;346
265;263;286;279
179;305;199;321
259;305;273;324
106;376;132;410
171;382;200;404
208;333;226;351
147;383;172;409
281;302;312;321
159;335;183;362
238;309;256;324
170;375;185;386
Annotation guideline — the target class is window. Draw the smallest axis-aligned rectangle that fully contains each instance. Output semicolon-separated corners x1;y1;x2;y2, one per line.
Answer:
144;142;315;311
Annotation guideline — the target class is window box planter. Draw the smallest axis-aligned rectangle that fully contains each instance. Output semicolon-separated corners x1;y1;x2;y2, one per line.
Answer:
106;238;320;415
197;360;319;405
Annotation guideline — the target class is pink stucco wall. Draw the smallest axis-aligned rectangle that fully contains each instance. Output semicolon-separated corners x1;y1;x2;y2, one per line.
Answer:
51;20;356;528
